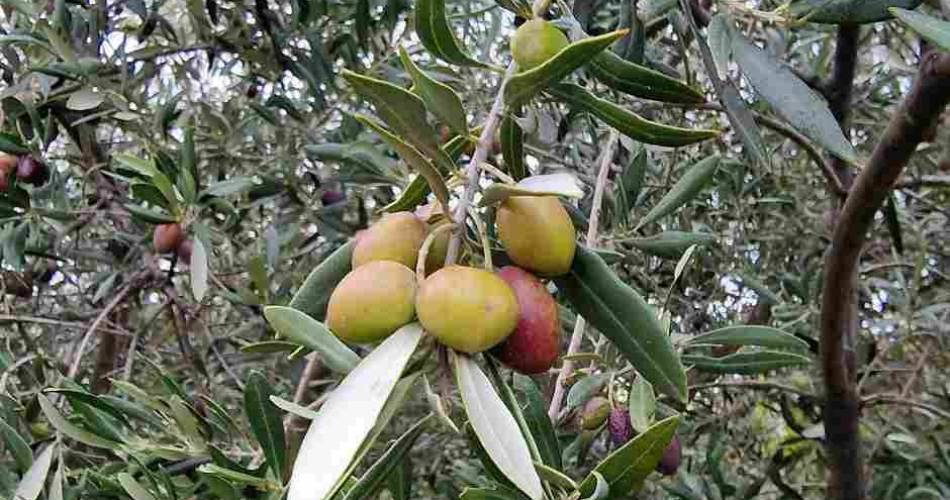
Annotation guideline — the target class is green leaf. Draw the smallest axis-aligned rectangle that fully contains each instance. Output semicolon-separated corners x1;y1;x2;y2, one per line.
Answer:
37;394;121;449
729;26;856;163
198;464;278;490
13;442;55;500
683;350;812;374
588;51;704;104
686;326;810;351
287;323;423;500
117;473;158;500
454;354;543;500
306;142;400;185
288;240;354;321
343;415;430;499
890;8;950;51
124;203;177;224
355;115;451;210
342;70;456;175
791;0;922;24
500;114;526;181
269;395;320;420
245;372;287;479
65;88;103;111
239;340;300;354
566;372;609;409
505;30;628;106
548;84;719;147
386;460;413;500
131;184;170;210
190;237;209;301
577;415;680;496
460;487;529;499
513;375;561;469
263;306;360;373
635;156;720;230
202;177;258;198
415;0;487;67
627;377;655;433
0;132;30;155
399;47;467;135
581;472;610;499
556;246;687;403
479;173;584;207
382;175;434;213
624;231;717;259
616;144;647;220
534;462;577;491
0;416;32;473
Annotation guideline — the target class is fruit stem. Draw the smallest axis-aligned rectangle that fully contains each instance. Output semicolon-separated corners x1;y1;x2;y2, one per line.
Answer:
547;130;619;422
417;222;458;282
468;211;493;270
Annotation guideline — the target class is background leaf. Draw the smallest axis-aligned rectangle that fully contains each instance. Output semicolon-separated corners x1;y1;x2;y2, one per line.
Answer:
244;372;287;479
263;306;360;373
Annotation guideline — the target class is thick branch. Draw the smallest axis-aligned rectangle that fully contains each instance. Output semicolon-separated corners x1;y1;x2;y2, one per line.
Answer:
825;25;860;193
820;51;950;500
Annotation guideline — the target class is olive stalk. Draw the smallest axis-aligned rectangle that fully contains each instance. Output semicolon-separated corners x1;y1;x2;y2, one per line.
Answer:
416;222;458;282
444;0;552;265
547;130;619;422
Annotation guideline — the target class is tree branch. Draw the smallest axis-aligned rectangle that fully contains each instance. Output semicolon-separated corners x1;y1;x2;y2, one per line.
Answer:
820;50;950;500
824;25;860;194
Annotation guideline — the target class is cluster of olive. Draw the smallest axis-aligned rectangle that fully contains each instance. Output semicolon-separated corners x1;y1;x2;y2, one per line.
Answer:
325;196;575;374
0;153;49;192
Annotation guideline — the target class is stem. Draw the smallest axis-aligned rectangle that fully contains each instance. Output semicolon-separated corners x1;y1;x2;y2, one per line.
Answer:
547;130;619;422
820;51;950;500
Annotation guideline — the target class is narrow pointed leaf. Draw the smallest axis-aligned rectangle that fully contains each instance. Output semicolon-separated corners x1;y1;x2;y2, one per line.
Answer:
624;231;717;259
343;415;430;499
479;173;583;207
627;377;655;433
534;463;577;491
381;134;469;213
686;326;809;351
288;240;354;321
287;323;423;500
245;372;287;478
566;373;610;409
356;115;451;209
190;237;209;301
791;0;922;24
556;246;687;403
0;417;32;472
263;306;360;373
455;354;544;500
399;47;467;135
589;51;704;103
505;30;628;106
14;442;55;500
548;84;719;147
577;416;680;496
890;8;950;51
118;473;158;500
342;70;456;174
513;374;561;469
37;394;120;449
636;156;720;230
500;114;526;181
730;28;856;163
269;395;320;420
415;0;487;67
683;350;812;374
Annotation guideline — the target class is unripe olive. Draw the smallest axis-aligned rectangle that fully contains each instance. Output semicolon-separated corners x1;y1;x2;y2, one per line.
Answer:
423;220;451;276
16;156;49;186
656;435;682;476
416;266;519;353
608;407;633;447
326;261;417;343
153;223;185;254
492;266;560;374
510;19;569;70
579;396;610;430
351;212;428;270
496;196;576;276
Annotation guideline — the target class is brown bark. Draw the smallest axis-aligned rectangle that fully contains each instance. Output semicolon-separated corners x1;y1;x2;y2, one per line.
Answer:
820;51;950;500
825;25;861;194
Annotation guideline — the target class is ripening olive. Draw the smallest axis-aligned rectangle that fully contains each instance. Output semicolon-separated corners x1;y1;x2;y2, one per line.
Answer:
579;396;610;430
496;196;576;276
491;266;560;374
352;212;428;270
153;223;185;254
325;261;417;343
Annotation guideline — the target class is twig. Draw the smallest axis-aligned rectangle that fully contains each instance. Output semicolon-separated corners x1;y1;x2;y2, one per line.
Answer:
862;393;950;421
824;25;860;194
67;278;138;379
547;130;619;422
0;315;125;336
690;380;816;400
819;51;950;500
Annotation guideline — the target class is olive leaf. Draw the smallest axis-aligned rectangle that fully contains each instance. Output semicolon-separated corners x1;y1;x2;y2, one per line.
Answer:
342;415;431;500
454;354;544;500
505;30;628;106
548;84;719;147
263;306;360;374
286;323;423;500
500;113;526;181
381;134;469;213
686;325;810;351
288;240;354;321
790;0;921;24
478;173;584;207
890;8;950;51
37;394;121;449
399;47;467;135
342;70;456;174
683;350;812;374
415;0;487;67
355;114;451;210
556;247;687;403
0;417;32;472
305;142;402;185
588;51;704;104
577;416;680;496
118;473;158;500
244;372;287;479
624;231;717;259
627;377;655;433
635;155;720;230
513;375;561;469
14;442;56;500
